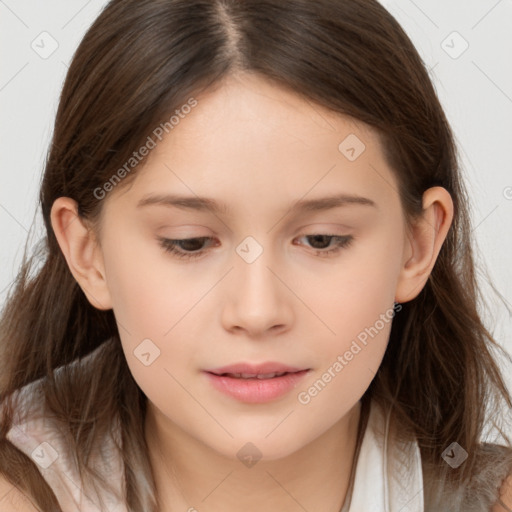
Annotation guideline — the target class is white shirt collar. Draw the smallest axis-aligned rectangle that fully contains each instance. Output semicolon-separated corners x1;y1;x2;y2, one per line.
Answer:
342;398;424;512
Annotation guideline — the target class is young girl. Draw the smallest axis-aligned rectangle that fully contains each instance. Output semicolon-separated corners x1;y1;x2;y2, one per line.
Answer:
1;0;511;511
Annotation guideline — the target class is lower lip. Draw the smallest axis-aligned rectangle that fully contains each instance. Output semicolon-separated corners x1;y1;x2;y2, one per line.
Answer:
204;370;310;403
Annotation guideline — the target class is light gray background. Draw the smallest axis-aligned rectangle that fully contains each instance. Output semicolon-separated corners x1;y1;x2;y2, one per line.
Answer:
1;1;511;432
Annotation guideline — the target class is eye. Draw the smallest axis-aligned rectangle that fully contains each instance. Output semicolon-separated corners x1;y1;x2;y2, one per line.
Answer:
157;236;215;260
157;234;354;261
295;234;354;257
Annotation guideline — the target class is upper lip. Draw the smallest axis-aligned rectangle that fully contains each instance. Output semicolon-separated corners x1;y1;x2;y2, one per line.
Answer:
205;362;309;376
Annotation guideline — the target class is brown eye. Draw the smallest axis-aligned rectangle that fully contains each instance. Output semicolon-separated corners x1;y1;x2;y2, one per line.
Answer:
295;234;354;257
158;237;214;260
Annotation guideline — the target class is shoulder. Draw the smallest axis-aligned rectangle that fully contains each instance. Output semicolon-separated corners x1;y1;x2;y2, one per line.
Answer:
0;475;40;511
423;442;512;511
492;472;512;512
469;442;512;512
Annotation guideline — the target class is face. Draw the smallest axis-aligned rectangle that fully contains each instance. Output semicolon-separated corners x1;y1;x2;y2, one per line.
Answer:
94;73;409;461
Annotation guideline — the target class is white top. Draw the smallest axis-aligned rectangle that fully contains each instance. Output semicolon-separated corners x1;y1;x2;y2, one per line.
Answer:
5;357;424;512
5;376;127;512
341;399;424;512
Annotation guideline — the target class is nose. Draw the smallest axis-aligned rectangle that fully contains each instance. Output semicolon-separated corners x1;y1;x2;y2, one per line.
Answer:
220;246;294;337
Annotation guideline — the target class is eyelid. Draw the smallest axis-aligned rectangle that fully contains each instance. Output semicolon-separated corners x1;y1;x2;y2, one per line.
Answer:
157;232;354;261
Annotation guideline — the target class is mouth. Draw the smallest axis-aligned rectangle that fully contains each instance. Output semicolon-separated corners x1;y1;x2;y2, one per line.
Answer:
203;367;311;403
209;370;304;379
205;361;309;377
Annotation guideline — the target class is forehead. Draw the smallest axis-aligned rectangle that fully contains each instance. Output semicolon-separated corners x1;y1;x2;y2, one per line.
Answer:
165;72;382;155
107;73;400;218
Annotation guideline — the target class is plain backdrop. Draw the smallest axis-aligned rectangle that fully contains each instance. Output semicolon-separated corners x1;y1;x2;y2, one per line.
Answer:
1;0;511;435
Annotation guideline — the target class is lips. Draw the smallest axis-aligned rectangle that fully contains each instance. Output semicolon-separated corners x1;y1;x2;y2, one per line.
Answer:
204;368;310;403
205;362;308;378
220;371;289;379
203;362;311;403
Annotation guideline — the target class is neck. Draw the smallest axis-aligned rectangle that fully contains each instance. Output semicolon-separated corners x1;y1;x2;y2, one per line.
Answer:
145;400;364;512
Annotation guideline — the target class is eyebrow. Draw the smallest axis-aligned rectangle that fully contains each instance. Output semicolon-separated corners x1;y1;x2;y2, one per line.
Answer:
136;193;377;215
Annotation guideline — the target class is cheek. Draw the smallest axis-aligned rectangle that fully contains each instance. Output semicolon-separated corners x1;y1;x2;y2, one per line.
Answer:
101;228;195;336
299;230;402;401
296;287;396;422
101;230;208;389
313;231;402;345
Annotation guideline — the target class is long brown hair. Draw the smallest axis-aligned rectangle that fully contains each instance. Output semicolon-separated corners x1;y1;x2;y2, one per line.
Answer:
1;0;511;510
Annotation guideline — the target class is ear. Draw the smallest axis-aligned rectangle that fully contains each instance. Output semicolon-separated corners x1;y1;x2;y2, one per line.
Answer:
50;197;113;310
395;186;454;303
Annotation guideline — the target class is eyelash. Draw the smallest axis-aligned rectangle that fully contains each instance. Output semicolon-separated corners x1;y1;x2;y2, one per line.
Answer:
157;234;354;260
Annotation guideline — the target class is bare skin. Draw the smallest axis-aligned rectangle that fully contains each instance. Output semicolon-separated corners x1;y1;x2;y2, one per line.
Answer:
51;72;454;511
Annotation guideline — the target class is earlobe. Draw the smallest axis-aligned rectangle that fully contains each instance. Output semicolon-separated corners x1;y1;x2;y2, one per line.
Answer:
395;186;454;303
50;197;113;311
